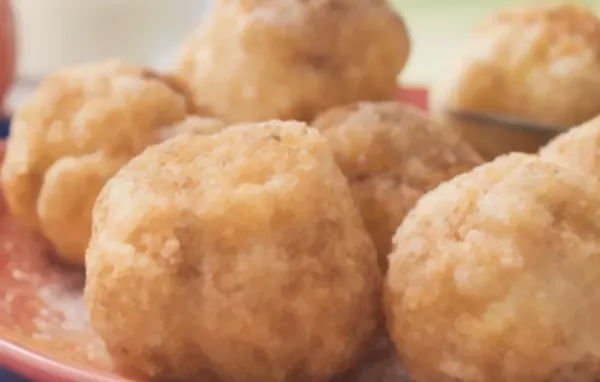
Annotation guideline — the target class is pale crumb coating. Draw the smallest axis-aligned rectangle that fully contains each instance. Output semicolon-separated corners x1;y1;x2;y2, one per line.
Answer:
431;3;600;159
175;0;410;123
432;3;600;128
540;115;600;178
385;153;600;382
313;101;482;267
0;60;217;265
84;121;381;382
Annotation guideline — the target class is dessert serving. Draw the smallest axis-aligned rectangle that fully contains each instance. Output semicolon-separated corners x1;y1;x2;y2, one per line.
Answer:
84;121;381;382
386;154;600;382
431;3;600;158
312;101;482;267
175;0;411;123
1;60;220;266
2;1;600;382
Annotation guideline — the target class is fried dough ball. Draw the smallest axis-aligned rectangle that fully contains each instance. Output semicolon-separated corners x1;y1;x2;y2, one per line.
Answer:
0;60;217;265
431;3;600;158
175;0;410;124
312;102;483;266
84;121;381;382
540;115;600;178
385;153;600;382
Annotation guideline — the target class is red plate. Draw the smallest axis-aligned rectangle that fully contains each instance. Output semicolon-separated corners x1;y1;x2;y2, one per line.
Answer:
0;88;426;382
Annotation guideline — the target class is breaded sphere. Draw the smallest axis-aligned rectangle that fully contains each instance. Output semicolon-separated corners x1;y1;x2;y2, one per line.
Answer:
431;3;600;158
84;121;381;382
0;60;210;265
175;0;410;124
312;102;483;266
385;153;600;382
540;115;600;177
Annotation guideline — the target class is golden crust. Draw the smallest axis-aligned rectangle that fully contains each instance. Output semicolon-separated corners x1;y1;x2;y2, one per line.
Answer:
312;102;482;266
431;3;600;158
175;0;410;123
84;121;381;382
540;115;600;177
0;60;209;265
432;3;600;126
385;153;600;382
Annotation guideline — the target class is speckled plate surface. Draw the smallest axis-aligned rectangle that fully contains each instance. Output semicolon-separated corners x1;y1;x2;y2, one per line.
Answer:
0;141;135;382
0;89;427;382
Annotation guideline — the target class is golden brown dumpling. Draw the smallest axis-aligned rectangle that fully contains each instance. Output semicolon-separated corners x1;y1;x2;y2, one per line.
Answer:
313;101;482;267
175;0;410;123
85;121;381;382
431;3;600;158
386;153;600;382
1;60;215;265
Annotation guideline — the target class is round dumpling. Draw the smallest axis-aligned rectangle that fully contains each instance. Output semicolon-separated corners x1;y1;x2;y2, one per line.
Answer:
385;153;600;382
175;0;410;123
312;101;482;267
84;121;381;382
1;60;216;265
431;3;600;158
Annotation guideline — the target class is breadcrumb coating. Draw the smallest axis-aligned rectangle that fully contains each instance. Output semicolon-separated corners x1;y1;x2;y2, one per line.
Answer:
1;60;218;265
540;115;600;178
385;153;600;382
175;0;410;123
313;101;482;266
431;3;600;158
85;121;381;382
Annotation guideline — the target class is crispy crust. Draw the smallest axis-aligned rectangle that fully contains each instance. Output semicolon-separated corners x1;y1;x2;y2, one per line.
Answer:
85;121;381;382
386;153;600;382
175;0;410;123
0;60;210;264
313;101;482;266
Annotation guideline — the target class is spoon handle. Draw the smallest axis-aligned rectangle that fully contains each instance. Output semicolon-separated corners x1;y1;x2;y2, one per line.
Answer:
447;109;564;136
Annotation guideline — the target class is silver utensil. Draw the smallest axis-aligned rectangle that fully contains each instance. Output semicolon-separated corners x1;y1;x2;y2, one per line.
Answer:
446;109;565;137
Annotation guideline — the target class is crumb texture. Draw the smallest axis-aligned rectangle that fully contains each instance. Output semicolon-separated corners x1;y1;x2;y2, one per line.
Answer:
175;0;410;123
313;101;482;265
431;3;600;128
540;115;600;178
1;60;195;264
84;121;381;382
385;153;600;382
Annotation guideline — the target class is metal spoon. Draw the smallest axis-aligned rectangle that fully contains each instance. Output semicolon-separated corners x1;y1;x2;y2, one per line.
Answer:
446;109;565;138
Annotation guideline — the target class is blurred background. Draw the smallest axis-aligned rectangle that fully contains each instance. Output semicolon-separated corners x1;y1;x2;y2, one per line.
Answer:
5;0;207;111
393;0;600;84
2;0;600;112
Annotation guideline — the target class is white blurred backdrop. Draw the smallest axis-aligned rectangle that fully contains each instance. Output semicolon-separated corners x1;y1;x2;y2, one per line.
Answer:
8;0;210;110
